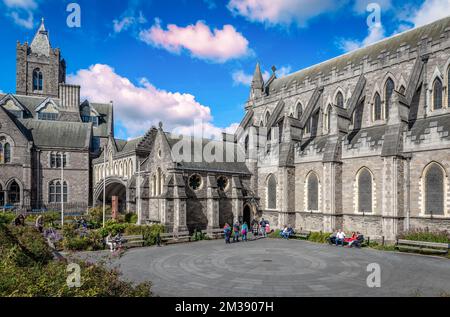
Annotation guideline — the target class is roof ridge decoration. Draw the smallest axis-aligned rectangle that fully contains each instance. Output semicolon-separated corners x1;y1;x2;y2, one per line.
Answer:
35;97;60;112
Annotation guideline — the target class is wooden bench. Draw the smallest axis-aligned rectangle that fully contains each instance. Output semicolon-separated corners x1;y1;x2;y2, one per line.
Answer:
201;228;224;239
160;231;191;244
122;234;145;248
395;239;449;255
292;230;311;239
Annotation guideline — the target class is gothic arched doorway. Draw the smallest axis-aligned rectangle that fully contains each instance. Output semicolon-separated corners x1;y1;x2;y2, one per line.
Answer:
243;204;251;226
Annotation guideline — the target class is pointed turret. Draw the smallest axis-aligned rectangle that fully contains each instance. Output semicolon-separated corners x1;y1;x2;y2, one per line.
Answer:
250;62;264;99
30;18;50;56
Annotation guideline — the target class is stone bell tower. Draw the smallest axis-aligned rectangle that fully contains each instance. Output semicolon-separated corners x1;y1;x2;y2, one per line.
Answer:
16;18;66;97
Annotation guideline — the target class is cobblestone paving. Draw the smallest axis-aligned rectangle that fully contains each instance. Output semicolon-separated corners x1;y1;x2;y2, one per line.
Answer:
74;238;450;297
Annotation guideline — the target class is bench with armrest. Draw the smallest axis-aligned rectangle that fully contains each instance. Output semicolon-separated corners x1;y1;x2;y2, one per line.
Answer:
201;228;224;239
121;234;145;248
160;231;191;244
395;239;449;255
292;230;311;240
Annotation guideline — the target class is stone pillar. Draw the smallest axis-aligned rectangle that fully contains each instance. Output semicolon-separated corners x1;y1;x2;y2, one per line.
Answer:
206;174;220;230
381;156;404;241
111;196;119;220
172;173;188;233
231;175;243;223
279;167;295;229
322;162;342;232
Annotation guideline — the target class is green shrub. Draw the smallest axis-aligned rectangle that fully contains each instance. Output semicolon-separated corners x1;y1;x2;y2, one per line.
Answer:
0;212;16;225
191;229;207;241
269;229;282;238
87;206;112;224
98;223;129;237
62;231;104;252
142;224;165;246
308;231;332;243
124;213;138;224
397;228;450;243
0;224;53;267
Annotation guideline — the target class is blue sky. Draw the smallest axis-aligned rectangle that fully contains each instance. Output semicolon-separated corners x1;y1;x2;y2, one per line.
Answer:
0;0;448;139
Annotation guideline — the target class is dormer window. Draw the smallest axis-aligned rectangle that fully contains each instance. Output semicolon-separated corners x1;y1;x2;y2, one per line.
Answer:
3;99;23;119
33;68;43;91
81;115;99;127
36;101;59;121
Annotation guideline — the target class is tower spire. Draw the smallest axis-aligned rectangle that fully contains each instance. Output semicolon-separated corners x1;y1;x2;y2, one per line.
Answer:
30;17;50;56
251;62;264;90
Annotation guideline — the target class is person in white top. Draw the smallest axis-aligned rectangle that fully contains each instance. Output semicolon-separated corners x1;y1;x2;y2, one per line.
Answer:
335;229;346;246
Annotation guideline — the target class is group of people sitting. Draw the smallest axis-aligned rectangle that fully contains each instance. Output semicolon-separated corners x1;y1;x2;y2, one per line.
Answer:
223;218;274;244
328;230;364;248
279;225;295;239
105;232;125;252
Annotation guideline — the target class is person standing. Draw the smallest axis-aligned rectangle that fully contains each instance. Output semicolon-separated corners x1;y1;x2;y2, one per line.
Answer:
241;222;248;242
259;218;267;237
223;223;231;244
233;221;240;242
35;215;44;233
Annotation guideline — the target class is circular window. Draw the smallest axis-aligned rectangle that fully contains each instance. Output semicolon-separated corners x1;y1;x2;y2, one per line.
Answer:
188;174;202;191
217;176;229;191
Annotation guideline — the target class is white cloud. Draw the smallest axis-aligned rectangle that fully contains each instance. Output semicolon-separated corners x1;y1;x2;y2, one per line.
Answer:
113;11;146;33
3;0;37;9
139;20;250;63
3;0;37;29
227;0;343;27
401;0;450;28
337;23;385;52
232;65;292;86
68;64;238;139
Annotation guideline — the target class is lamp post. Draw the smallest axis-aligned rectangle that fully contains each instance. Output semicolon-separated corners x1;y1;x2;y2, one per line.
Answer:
103;146;106;228
61;153;64;227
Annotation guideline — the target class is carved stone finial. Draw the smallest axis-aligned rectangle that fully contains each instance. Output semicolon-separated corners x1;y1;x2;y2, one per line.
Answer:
158;121;163;129
271;65;277;73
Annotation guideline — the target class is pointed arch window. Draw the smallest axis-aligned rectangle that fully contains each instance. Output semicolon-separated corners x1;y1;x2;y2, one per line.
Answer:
448;67;450;108
358;168;373;213
0;143;3;163
4;143;11;163
244;135;249;154
0;184;4;207
49;180;68;203
374;93;382;121
385;78;395;119
296;102;303;119
265;111;270;126
267;174;277;209
335;92;344;108
9;180;20;204
307;173;319;211
433;77;443;110
424;164;444;215
324;105;332;133
33;68;43;91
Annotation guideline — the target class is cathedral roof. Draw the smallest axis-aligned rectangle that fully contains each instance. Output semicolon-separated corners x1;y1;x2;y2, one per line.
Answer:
267;15;450;94
30;18;51;57
19;119;91;149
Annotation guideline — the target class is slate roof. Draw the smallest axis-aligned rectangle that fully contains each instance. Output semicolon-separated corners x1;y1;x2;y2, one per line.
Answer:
91;103;113;138
344;125;386;150
165;133;251;175
18;119;91;149
268;15;450;94
407;113;450;144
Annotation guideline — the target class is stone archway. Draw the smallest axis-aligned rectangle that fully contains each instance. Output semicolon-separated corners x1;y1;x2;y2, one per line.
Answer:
94;177;128;213
243;204;251;226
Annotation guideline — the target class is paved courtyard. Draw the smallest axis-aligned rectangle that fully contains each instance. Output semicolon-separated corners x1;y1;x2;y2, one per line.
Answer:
74;238;450;297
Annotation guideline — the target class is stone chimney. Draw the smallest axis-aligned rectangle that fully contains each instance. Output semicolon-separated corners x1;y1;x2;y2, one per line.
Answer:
59;83;80;112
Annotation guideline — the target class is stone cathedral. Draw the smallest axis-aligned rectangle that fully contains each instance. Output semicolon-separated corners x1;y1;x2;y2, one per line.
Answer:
1;17;450;241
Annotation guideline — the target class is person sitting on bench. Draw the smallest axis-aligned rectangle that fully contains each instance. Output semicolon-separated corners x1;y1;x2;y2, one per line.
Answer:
280;225;289;239
335;230;345;246
106;233;116;252
349;232;364;248
328;231;337;245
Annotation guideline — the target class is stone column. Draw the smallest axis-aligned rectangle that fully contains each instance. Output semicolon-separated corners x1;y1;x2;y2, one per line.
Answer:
172;173;188;233
206;174;220;230
322;162;342;232
111;196;119;220
279;167;295;229
231;175;243;223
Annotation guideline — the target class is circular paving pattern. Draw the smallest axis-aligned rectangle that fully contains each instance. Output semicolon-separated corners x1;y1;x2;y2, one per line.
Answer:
76;238;450;297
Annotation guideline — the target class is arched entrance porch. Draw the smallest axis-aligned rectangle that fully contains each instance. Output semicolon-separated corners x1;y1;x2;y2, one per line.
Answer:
94;177;128;213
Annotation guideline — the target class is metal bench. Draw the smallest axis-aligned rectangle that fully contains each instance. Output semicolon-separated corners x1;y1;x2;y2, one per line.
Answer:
201;228;224;239
395;239;449;255
121;234;145;248
160;231;191;244
292;230;311;239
